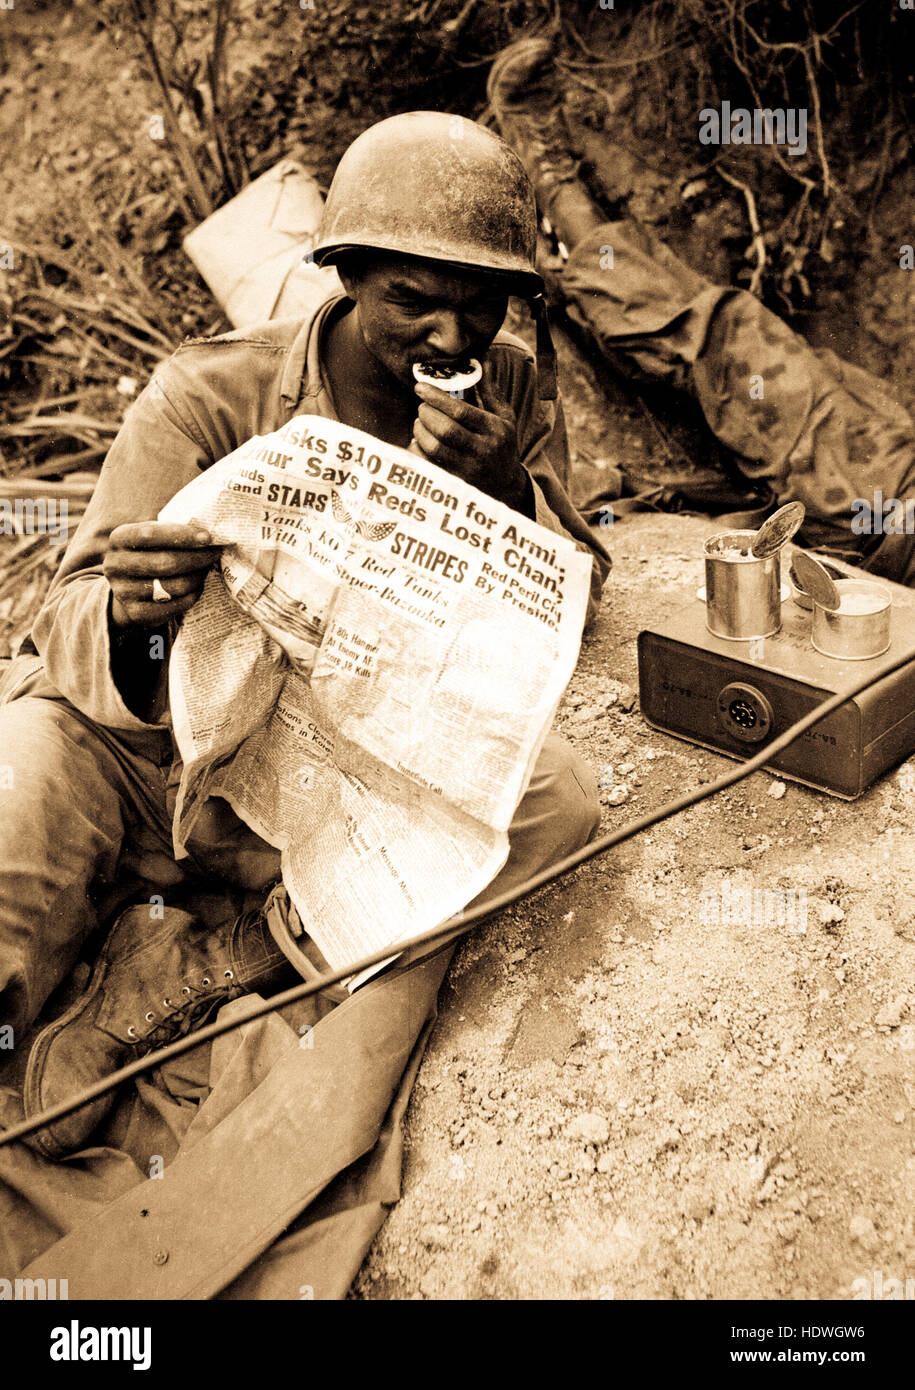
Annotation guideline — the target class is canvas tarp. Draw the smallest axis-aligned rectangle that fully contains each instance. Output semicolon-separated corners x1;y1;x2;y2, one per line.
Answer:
1;924;454;1300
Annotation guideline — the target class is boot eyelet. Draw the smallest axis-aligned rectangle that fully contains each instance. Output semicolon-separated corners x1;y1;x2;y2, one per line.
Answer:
182;986;191;996
163;997;172;1008
145;1011;155;1022
127;1025;137;1039
224;969;234;980
202;976;211;987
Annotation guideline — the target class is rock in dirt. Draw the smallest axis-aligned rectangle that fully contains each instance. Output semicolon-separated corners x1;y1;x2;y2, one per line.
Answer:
811;898;845;926
767;781;787;799
849;1213;881;1253
572;703;604;723
419;1222;451;1251
875;996;908;1029
566;1112;611;1145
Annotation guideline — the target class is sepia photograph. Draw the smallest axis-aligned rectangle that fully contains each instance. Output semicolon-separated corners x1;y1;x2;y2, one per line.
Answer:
0;0;912;1357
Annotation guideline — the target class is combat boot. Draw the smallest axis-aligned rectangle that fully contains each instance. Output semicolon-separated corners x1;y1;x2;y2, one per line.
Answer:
22;902;298;1159
487;37;581;213
487;38;604;253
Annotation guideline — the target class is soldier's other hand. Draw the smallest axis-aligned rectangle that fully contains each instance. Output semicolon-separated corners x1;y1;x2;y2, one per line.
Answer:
412;373;529;512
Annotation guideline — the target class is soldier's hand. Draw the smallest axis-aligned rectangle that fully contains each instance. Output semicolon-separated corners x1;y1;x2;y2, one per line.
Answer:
104;522;221;629
412;373;529;512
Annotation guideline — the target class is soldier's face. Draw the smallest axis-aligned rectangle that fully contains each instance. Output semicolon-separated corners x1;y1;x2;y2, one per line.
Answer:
339;255;509;389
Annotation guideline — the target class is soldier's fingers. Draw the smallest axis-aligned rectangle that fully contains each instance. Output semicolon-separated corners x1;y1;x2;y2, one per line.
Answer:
109;521;214;551
412;420;482;481
105;547;221;578
413;383;483;427
110;571;206;602
416;402;475;451
116;591;201;628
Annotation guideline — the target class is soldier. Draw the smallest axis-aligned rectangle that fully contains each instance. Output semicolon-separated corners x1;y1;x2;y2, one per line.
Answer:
0;112;609;1157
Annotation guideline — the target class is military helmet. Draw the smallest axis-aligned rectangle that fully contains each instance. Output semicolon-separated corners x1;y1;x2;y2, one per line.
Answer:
312;111;544;298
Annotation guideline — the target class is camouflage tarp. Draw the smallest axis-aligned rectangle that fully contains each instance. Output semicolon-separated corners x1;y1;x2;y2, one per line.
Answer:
557;218;915;583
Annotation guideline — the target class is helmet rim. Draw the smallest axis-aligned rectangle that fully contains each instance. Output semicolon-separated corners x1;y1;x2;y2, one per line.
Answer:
312;240;544;300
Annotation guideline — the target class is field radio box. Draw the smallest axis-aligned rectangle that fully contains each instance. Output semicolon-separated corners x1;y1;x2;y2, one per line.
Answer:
637;559;915;799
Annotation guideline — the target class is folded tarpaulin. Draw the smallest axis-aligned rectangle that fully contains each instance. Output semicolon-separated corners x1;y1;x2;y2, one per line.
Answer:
558;219;915;583
0;934;453;1299
183;159;342;329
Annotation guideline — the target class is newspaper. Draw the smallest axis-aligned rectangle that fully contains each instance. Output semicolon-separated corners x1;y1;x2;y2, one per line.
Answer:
159;413;591;982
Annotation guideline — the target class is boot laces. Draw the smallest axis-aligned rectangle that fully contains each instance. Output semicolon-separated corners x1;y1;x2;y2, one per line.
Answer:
130;969;238;1048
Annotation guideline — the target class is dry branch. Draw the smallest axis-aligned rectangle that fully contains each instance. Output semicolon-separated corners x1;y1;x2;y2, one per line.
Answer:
716;165;768;297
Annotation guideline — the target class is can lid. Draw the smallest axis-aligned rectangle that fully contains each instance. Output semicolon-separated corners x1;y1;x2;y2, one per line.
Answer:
750;501;806;558
790;551;841;611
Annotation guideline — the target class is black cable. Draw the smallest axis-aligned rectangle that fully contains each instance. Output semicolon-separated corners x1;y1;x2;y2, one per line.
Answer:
2;641;913;1149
